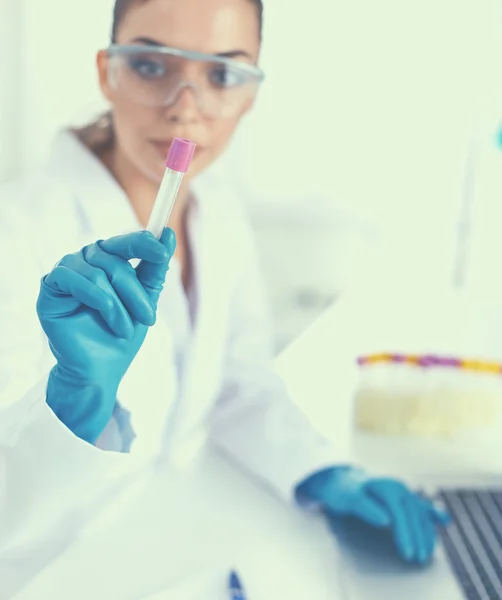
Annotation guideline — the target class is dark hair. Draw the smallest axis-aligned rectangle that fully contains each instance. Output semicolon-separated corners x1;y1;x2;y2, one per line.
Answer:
111;0;263;43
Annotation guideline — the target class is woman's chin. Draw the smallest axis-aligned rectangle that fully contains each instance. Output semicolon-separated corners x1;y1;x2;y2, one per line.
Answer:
139;157;167;186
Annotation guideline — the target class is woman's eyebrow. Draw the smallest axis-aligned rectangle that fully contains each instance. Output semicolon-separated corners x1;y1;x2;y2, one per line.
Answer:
217;50;253;60
131;36;163;46
130;36;253;60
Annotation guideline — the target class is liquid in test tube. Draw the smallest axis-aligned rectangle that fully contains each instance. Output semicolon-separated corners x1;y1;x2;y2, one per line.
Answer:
147;138;197;239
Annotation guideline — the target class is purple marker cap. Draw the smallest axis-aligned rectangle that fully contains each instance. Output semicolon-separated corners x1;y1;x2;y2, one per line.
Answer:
436;356;461;368
165;138;196;173
418;355;436;368
391;354;406;363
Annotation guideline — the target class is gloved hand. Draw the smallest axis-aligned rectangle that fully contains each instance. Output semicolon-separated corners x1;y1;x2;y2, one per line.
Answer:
36;228;176;444
296;467;450;564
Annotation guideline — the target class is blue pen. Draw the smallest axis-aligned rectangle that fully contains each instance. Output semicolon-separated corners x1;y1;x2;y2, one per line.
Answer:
229;570;247;600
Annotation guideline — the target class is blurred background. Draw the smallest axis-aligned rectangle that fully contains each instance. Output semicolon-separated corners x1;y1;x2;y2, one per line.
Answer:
1;0;502;350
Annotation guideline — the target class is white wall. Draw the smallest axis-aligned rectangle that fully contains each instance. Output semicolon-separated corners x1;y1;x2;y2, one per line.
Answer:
1;0;501;348
0;0;114;180
233;0;502;347
0;0;22;182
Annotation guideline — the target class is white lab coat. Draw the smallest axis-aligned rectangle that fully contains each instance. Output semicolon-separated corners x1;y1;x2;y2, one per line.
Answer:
0;132;353;589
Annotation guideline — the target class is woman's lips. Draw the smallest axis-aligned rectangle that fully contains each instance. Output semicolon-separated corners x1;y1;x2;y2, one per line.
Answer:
151;140;200;159
151;141;174;158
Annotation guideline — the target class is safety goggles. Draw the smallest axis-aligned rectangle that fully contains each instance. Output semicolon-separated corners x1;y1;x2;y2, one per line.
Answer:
106;44;265;120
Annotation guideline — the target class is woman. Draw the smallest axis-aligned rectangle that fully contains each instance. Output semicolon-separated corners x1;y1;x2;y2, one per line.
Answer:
0;0;446;568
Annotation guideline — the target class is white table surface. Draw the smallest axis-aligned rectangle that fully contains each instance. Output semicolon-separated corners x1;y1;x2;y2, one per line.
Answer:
9;447;343;600
8;303;348;599
10;298;502;600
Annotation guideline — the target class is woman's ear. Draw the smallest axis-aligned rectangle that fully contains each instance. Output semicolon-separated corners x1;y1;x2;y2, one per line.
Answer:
97;50;113;102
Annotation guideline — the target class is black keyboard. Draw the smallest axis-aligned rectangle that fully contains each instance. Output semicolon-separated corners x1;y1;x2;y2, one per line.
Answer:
436;489;502;600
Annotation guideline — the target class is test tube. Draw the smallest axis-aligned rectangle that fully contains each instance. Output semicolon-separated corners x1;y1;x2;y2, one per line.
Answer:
146;138;196;239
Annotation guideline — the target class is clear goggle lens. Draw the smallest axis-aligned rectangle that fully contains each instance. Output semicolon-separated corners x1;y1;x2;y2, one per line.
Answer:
107;45;264;119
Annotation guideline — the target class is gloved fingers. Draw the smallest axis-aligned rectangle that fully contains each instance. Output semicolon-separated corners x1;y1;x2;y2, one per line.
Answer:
83;243;156;327
135;228;176;305
42;266;113;315
72;260;135;340
415;494;451;527
418;497;437;562
403;494;431;564
99;230;174;264
42;265;111;310
366;481;415;562
429;500;451;526
386;494;415;563
39;268;86;316
350;495;392;528
45;260;134;340
365;480;445;563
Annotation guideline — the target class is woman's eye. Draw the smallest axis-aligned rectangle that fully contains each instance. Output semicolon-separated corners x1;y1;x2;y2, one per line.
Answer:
209;66;247;88
128;57;166;79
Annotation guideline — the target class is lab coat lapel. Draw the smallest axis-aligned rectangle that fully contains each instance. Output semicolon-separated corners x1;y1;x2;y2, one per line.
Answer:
166;183;233;448
118;309;177;458
47;131;140;241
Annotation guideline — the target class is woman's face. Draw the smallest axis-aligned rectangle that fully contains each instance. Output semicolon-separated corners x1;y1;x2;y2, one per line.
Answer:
97;0;261;183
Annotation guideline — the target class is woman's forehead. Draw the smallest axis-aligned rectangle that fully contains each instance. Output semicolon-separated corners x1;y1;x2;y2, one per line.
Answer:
116;0;260;57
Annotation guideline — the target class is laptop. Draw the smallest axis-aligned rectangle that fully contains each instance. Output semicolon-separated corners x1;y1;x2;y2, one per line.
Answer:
332;488;502;600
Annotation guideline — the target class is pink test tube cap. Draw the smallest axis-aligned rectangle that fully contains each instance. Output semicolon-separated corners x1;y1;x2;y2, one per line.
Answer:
165;138;197;173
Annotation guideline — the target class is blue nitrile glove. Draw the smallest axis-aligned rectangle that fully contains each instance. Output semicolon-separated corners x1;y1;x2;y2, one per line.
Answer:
296;467;450;564
36;228;176;444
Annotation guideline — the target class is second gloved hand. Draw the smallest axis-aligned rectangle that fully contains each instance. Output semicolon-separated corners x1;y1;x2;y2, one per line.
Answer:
36;228;176;444
296;467;450;564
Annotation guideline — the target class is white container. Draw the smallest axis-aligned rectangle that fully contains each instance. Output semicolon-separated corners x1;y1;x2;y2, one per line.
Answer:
355;358;502;438
350;287;502;442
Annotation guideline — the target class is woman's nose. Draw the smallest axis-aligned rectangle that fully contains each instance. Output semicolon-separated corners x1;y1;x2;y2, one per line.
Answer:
163;84;201;124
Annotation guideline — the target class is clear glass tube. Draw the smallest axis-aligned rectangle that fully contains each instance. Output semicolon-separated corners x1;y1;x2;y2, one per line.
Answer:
146;167;184;239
